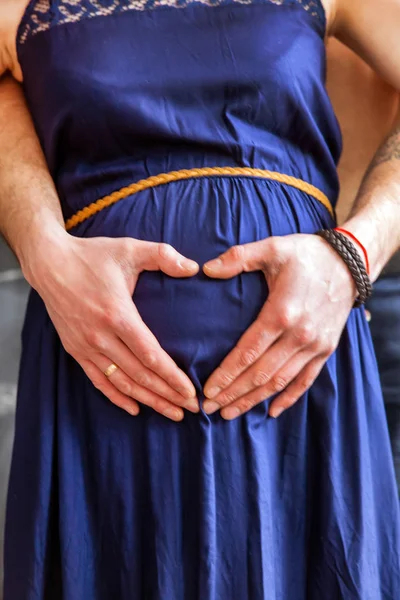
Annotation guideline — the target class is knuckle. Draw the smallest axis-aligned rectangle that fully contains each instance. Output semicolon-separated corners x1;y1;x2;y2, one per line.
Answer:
158;243;174;260
141;350;158;368
118;378;132;397
266;237;279;254
267;238;287;267
237;347;258;369
101;313;115;331
150;398;164;411
298;377;314;393
252;329;269;352
86;330;107;351
322;340;337;356
229;245;245;262
115;238;133;259
238;397;257;413
295;322;315;346
265;235;283;256
61;340;75;356
91;376;105;392
216;369;235;388
105;309;126;331
277;305;299;330
220;391;238;406
271;375;288;393
133;370;151;388
121;237;135;254
252;370;271;388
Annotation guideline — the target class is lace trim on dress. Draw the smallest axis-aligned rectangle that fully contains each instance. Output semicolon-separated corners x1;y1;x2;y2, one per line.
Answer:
18;0;326;45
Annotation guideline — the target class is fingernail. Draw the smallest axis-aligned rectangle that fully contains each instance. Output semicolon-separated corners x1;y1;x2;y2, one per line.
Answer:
270;407;284;419
178;259;198;271
164;408;184;421
222;406;241;420
185;399;200;413
203;400;220;415
203;259;222;273
205;386;221;399
128;405;139;416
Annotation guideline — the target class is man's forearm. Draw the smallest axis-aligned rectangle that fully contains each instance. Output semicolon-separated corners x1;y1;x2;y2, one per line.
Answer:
0;76;68;278
344;117;400;281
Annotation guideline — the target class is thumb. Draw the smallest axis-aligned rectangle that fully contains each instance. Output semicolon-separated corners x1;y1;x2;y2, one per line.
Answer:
203;238;277;279
133;240;199;277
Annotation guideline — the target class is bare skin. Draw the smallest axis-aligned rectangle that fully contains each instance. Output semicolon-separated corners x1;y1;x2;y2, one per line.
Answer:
0;0;25;81
326;39;399;223
1;0;400;421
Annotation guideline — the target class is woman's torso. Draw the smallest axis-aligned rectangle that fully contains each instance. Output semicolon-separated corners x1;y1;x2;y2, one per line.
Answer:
3;0;341;224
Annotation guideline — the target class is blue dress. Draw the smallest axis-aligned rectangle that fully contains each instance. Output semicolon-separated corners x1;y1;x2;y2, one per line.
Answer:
5;1;400;598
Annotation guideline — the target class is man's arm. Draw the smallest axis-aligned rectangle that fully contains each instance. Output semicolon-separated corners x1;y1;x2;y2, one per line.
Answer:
0;76;199;418
0;2;73;257
344;106;400;280
326;39;399;224
0;76;67;267
332;0;400;280
365;120;400;173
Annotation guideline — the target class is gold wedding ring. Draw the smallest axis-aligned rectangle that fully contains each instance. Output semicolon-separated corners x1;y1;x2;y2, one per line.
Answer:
104;363;118;378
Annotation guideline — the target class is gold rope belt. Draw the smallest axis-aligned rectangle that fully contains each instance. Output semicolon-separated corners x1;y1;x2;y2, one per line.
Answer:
65;167;334;231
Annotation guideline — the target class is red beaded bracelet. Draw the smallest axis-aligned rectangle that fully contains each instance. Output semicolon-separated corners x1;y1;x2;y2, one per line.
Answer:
334;227;370;275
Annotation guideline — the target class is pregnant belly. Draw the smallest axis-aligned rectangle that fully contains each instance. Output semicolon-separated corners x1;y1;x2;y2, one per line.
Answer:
71;176;330;389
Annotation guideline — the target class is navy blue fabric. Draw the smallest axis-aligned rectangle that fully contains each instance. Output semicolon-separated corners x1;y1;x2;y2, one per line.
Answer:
4;1;400;599
17;2;341;220
367;274;400;496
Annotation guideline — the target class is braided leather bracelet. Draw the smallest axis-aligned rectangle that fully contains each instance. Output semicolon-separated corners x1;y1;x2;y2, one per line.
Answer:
316;229;373;307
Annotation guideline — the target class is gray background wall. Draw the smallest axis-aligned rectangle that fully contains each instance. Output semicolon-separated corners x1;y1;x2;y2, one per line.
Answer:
0;238;29;595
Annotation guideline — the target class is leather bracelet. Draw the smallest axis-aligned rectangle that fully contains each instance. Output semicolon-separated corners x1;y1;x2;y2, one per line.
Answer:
334;227;370;274
316;229;373;307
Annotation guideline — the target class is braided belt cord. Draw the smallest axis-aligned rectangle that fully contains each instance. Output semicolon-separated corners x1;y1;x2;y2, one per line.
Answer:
65;167;334;231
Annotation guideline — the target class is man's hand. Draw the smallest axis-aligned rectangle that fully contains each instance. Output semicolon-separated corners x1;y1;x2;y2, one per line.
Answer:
202;234;357;419
24;231;200;421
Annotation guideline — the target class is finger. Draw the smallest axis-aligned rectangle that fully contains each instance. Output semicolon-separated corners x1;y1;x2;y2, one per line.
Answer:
83;360;185;422
133;240;199;277
203;303;284;399
218;350;314;420
81;360;140;416
268;358;324;419
95;351;199;413
115;302;198;399
203;332;300;414
203;238;282;279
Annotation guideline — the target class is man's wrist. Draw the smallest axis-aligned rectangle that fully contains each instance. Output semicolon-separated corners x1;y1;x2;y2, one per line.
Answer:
16;221;70;285
340;213;389;283
316;229;372;306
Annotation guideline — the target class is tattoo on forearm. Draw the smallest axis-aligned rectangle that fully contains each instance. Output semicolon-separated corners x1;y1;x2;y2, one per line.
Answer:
350;124;400;218
366;125;400;175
